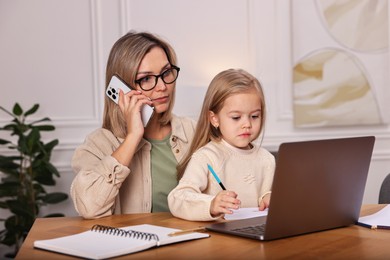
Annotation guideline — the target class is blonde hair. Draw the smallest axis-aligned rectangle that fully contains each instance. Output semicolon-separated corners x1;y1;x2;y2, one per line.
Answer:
102;31;178;138
177;69;266;179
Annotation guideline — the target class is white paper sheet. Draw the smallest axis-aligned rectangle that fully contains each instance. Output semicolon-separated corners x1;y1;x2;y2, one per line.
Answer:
358;205;390;227
224;207;268;221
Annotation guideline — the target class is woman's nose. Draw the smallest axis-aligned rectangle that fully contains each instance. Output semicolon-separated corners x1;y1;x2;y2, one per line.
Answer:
154;77;167;91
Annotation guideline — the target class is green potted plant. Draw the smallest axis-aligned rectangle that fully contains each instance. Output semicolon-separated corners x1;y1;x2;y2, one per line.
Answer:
0;103;68;258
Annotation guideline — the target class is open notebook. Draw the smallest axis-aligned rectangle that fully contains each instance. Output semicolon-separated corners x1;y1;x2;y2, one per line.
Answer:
34;224;209;259
357;205;390;230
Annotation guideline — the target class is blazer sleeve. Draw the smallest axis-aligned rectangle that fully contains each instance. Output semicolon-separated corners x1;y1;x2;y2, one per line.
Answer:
70;130;131;219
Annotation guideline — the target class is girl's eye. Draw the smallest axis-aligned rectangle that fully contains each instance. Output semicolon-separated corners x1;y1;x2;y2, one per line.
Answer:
232;116;240;120
251;115;260;119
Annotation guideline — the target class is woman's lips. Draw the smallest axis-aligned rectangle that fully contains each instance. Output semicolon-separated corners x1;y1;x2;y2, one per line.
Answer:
152;95;169;103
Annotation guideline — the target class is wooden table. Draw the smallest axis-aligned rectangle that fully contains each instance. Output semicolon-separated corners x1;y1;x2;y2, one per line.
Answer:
16;204;389;259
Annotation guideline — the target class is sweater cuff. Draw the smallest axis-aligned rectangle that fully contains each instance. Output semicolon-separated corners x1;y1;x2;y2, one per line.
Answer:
204;197;225;221
259;191;272;201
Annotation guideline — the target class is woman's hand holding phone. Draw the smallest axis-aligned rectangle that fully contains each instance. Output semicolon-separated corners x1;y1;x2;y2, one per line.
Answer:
106;75;154;127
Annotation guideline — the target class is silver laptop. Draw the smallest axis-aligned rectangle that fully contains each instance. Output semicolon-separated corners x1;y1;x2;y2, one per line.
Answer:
206;136;375;240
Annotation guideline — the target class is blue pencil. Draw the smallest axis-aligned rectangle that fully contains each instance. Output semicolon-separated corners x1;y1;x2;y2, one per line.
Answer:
207;164;226;190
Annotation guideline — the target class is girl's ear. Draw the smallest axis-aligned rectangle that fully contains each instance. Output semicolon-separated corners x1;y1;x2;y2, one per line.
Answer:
209;111;219;128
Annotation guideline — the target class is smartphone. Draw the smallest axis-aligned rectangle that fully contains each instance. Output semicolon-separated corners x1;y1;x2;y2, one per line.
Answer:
106;75;154;127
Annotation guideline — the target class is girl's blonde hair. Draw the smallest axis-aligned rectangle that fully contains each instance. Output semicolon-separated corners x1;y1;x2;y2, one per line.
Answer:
102;31;178;138
177;69;266;179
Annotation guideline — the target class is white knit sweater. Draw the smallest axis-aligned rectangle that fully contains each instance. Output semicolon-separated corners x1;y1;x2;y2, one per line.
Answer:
168;139;275;221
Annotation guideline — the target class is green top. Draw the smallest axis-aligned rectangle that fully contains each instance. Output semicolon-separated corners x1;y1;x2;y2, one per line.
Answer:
147;134;178;212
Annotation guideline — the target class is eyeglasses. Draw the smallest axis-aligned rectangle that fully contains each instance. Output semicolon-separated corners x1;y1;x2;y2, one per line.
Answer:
135;65;180;91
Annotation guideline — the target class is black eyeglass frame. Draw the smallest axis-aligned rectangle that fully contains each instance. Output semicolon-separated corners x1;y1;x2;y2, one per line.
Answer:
134;65;180;91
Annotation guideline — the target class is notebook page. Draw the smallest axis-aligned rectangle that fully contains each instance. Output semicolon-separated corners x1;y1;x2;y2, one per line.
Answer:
124;224;210;246
34;228;155;259
34;224;209;259
358;205;390;227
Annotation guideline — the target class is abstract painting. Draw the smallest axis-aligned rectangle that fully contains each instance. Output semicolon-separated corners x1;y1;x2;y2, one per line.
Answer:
292;0;388;127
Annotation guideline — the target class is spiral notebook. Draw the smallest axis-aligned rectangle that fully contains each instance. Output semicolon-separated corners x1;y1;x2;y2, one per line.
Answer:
34;224;209;259
357;205;390;230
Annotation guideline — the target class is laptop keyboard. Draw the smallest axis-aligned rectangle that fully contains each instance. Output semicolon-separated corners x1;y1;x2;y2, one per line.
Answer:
232;224;266;235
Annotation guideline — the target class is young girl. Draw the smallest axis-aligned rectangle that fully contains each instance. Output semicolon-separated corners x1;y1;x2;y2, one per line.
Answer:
168;69;275;221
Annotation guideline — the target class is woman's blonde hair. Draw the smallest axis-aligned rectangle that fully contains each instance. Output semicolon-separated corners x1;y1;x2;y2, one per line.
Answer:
102;31;178;138
176;69;266;179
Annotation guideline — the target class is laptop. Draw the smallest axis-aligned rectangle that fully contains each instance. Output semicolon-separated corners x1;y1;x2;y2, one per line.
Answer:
206;136;375;241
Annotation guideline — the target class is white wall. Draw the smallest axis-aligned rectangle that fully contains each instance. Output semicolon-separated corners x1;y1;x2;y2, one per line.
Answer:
1;0;389;223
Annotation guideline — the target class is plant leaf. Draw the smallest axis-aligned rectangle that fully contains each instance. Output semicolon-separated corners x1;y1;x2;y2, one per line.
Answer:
0;229;18;246
2;123;18;133
0;156;20;174
4;214;34;240
12;103;23;116
6;200;35;218
41;192;68;204
0;201;8;209
0;182;20;197
29;117;51;126
0;168;19;177
33;183;46;194
43;139;59;152
26;128;40;154
24;104;39;117
35;125;55;131
45;162;60;177
44;213;65;217
33;167;56;185
0;139;11;145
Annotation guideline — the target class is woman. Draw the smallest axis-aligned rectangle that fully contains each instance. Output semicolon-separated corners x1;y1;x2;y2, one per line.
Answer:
71;31;196;219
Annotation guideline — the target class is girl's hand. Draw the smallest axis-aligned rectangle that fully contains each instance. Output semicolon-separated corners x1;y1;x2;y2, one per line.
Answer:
259;193;271;211
118;89;152;138
210;190;241;217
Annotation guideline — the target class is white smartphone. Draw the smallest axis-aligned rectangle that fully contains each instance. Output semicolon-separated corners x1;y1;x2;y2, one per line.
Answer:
106;75;154;127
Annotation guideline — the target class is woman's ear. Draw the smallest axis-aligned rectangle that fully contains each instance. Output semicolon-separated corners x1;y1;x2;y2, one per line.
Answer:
209;111;219;128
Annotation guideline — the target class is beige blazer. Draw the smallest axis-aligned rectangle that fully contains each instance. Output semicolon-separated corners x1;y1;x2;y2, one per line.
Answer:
70;115;196;219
